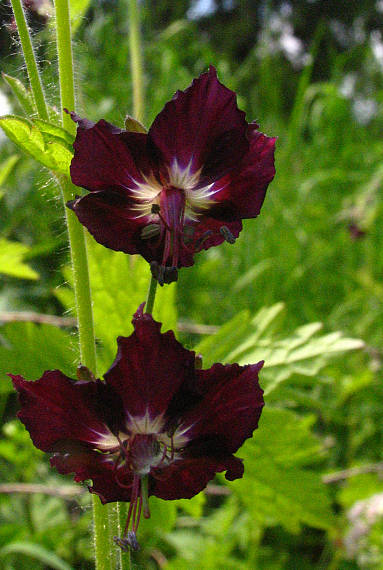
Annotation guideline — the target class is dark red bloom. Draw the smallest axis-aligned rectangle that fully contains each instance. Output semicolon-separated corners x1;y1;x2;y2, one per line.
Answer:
11;305;264;549
67;66;276;284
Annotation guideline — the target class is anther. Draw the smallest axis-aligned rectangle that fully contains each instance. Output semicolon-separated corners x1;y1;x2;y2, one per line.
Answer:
195;354;203;370
141;224;161;240
220;225;236;244
150;262;178;286
182;225;195;245
113;531;140;552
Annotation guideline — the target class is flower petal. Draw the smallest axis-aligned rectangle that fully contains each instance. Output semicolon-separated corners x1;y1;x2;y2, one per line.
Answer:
148;66;249;179
184;218;242;257
103;305;196;419
11;372;118;451
51;446;133;503
210;131;276;221
68;191;146;255
152;454;244;500
179;362;264;454
70;118;152;192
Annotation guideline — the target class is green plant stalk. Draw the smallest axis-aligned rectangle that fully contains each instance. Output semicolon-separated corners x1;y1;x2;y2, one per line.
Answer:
145;276;158;315
128;0;145;122
9;0;49;120
54;2;119;568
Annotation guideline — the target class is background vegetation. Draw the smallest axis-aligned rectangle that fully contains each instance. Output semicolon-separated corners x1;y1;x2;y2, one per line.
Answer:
0;0;382;568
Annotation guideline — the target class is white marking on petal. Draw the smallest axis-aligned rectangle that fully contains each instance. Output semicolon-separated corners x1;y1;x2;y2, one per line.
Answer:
89;429;119;451
128;160;224;221
126;409;166;435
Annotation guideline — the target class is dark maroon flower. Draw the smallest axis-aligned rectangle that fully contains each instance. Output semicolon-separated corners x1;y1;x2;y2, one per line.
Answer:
67;66;276;284
11;304;264;549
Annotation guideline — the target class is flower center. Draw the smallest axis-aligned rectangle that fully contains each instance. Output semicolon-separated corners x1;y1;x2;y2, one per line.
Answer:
130;161;222;283
112;427;182;552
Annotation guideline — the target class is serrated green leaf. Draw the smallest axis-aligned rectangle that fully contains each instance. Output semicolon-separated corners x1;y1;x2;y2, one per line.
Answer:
2;73;35;115
0;238;39;279
194;310;251;365
0;542;72;570
225;303;286;363
195;303;364;395
0;154;19;186
33;119;75;146
0;115;73;175
229;407;335;532
0;322;77;394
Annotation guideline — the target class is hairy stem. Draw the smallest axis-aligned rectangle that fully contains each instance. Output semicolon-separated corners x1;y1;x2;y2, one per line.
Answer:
54;2;118;568
128;0;145;122
10;0;49;120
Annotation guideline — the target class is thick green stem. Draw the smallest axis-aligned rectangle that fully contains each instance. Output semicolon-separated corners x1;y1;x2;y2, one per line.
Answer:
10;0;49;120
56;177;97;370
54;2;118;568
145;276;158;315
128;0;145;122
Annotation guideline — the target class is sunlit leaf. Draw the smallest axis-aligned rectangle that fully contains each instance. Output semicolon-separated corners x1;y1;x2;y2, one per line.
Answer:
0;239;39;280
70;0;92;33
0;115;73;175
195;303;364;395
33;119;74;146
2;73;35;115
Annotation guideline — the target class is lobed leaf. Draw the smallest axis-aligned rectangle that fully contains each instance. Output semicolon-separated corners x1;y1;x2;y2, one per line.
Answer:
195;303;364;395
0;115;73;175
228;407;335;532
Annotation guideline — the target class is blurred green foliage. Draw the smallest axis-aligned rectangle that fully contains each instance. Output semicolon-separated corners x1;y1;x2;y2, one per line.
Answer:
0;0;382;568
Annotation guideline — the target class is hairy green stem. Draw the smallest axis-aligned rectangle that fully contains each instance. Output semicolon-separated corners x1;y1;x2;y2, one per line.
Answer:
56;177;97;370
128;0;145;122
54;2;118;568
145;276;158;315
10;0;49;120
54;0;76;136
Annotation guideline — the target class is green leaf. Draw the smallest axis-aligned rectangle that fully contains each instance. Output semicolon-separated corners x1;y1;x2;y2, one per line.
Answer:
2;73;35;115
194;310;251;365
0;542;73;570
33;119;74;146
70;0;92;33
0;238;39;280
0;115;73;175
176;492;206;518
56;239;177;370
195;303;364;395
228;407;335;532
0;322;77;394
0;155;19;186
